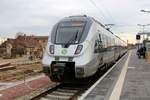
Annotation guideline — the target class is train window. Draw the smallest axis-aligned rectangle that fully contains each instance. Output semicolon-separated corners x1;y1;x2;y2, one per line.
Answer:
106;36;109;47
109;37;111;46
111;38;114;46
99;34;102;42
101;34;106;48
113;38;115;46
55;21;86;44
102;35;106;47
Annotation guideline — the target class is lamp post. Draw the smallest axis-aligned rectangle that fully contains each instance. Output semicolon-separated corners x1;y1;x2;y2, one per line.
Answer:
141;9;150;13
137;24;146;33
137;24;150;41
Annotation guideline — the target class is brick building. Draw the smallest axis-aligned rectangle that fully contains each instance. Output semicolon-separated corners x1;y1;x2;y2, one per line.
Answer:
0;35;48;59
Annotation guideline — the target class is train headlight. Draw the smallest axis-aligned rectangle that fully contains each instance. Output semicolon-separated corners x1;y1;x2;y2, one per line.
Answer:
75;45;83;55
49;45;54;54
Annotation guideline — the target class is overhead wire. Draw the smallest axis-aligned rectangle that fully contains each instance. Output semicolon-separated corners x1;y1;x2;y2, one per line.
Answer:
88;0;140;34
101;6;116;24
88;0;116;24
94;0;116;24
88;0;110;23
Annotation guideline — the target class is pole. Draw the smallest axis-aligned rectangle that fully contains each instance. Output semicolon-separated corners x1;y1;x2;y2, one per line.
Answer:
141;9;150;13
143;25;145;41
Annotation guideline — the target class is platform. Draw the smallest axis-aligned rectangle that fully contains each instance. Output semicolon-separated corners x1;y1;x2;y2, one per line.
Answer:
81;49;150;100
120;50;150;100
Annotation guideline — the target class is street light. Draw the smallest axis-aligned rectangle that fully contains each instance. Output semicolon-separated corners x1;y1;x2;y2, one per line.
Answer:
137;24;150;32
141;9;150;13
137;24;150;41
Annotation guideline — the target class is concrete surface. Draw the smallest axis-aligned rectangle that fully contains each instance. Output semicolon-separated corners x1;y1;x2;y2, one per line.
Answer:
84;51;128;100
0;74;45;91
0;75;51;100
120;50;150;100
84;49;150;100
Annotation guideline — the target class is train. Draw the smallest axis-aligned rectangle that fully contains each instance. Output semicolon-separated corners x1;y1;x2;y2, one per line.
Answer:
42;15;127;82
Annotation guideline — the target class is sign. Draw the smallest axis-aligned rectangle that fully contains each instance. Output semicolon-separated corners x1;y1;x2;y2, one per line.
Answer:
136;35;140;40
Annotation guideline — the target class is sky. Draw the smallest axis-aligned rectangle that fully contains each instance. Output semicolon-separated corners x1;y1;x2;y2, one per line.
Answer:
0;0;150;44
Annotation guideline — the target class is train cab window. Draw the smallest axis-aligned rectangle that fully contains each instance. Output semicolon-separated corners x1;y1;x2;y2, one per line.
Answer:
55;21;86;44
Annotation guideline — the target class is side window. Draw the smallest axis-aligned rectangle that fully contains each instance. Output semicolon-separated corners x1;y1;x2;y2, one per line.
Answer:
101;34;104;43
94;34;99;48
103;35;107;48
106;35;109;47
108;37;109;47
111;38;114;46
111;38;115;50
98;34;103;49
94;35;99;53
99;34;101;42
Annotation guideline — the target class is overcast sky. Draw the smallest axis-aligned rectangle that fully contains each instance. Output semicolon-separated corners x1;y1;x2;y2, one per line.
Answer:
0;0;150;43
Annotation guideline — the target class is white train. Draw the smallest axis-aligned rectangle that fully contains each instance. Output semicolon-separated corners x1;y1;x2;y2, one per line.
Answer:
42;15;127;82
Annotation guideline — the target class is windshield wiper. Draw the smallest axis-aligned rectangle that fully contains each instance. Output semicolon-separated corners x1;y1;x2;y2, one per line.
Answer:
64;31;79;48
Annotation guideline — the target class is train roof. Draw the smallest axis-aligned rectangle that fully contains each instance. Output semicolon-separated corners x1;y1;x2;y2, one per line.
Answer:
60;15;127;44
60;15;92;22
60;15;109;31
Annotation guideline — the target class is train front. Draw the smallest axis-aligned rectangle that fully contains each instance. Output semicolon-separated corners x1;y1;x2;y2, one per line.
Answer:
42;16;94;82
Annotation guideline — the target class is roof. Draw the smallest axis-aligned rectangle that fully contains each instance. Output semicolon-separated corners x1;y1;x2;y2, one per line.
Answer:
15;35;37;48
0;35;48;48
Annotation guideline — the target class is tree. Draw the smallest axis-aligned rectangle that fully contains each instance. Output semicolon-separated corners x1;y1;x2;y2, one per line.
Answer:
15;32;25;38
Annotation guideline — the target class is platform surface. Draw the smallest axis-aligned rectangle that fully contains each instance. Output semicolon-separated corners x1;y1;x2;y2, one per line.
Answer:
120;50;150;100
83;49;150;100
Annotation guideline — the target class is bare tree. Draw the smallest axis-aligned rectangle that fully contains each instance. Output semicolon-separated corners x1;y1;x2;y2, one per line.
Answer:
15;32;25;38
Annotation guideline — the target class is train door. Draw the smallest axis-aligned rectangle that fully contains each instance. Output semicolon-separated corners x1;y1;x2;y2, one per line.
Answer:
114;39;118;60
106;35;112;63
98;34;103;64
108;37;115;63
94;32;103;65
112;38;116;62
101;34;108;64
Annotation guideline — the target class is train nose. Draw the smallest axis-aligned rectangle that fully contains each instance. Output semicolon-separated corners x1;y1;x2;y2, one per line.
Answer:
50;61;76;82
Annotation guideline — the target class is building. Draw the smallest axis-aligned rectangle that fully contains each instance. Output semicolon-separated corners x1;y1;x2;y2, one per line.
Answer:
32;36;48;58
0;35;48;59
0;37;7;45
0;38;14;57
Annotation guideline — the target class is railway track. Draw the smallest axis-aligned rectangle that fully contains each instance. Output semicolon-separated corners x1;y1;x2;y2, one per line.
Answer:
31;83;92;100
31;53;127;100
30;67;110;100
30;69;105;100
